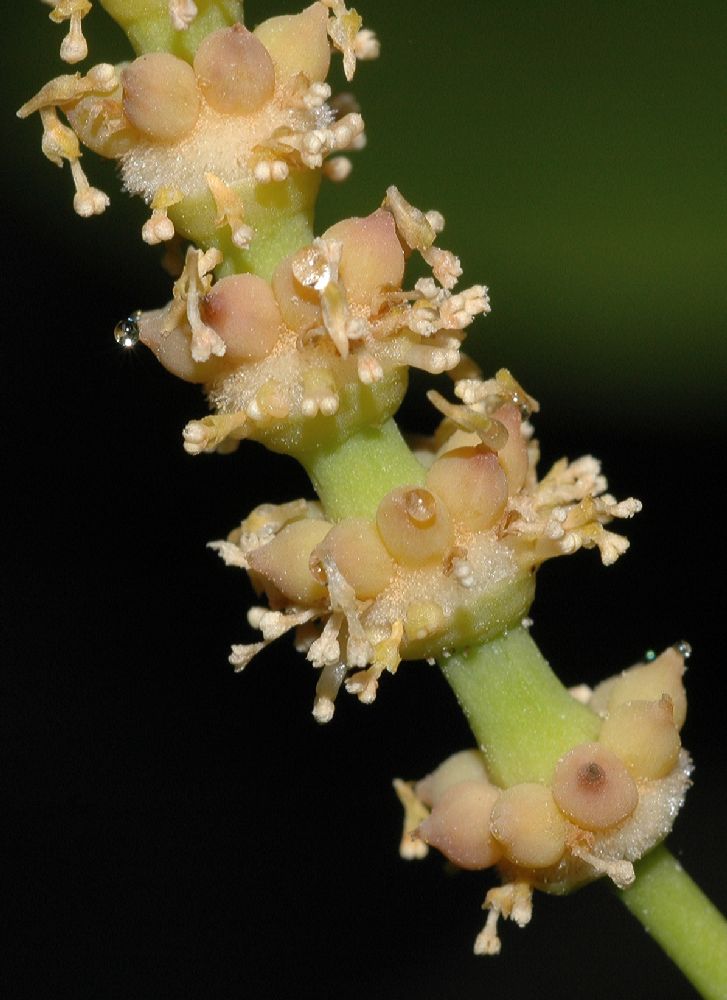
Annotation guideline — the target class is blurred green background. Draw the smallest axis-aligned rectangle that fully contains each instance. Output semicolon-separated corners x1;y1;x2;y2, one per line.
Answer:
7;0;727;424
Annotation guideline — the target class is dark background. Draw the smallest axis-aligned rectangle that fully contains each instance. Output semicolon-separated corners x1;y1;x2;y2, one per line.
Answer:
4;2;726;997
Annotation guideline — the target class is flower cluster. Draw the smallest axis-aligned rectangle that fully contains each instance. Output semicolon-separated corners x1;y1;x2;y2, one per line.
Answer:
213;369;640;721
19;2;376;237
396;645;691;953
167;189;490;455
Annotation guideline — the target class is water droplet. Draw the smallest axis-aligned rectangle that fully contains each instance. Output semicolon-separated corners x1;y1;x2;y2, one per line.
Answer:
114;312;140;349
675;640;692;660
645;649;656;661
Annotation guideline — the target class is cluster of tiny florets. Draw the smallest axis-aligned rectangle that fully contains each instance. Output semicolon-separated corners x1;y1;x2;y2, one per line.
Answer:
395;645;691;953
212;370;640;721
167;188;490;453
19;2;376;239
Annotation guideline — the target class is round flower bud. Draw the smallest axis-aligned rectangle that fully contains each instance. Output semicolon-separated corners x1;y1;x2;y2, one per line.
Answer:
493;402;529;494
591;647;687;730
122;53;200;143
194;25;275;116
272;254;322;333
312;519;395;600
254;3;331;83
425;445;508;532
323;210;405;308
552;742;639;831
490;783;566;868
599;698;681;780
418;781;502;870
201;274;283;364
248;519;332;604
376;486;454;567
138;309;220;383
416;749;491;807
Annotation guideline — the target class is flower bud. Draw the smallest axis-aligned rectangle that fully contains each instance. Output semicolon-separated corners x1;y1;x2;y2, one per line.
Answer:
202;274;282;364
416;749;491;807
138;310;219;383
591;647;687;729
376;486;453;567
248;519;332;604
323;210;405;308
425;445;508;531
312;519;395;599
418;781;502;870
490;783;566;868
254;3;331;83
272;254;322;333
599;698;681;780
194;25;275;115
552;742;639;831
122;53;200;143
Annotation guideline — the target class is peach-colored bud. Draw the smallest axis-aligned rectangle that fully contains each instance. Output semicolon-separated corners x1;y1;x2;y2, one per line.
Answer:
592;647;687;730
416;749;491;807
599;698;681;780
552;742;639;831
201;274;282;364
194;25;275;115
138;310;219;383
376;486;453;567
323;210;405;308
425;445;508;532
122;53;200;143
254;3;331;83
312;519;394;599
418;781;502;870
404;600;445;642
248;519;332;605
493;403;529;493
271;254;322;333
490;783;566;868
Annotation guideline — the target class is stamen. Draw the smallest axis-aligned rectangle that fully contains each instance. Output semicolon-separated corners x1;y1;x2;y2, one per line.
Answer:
475;883;533;956
142;187;182;245
393;779;430;860
322;156;353;182
47;0;92;65
205;173;253;250
570;846;635;889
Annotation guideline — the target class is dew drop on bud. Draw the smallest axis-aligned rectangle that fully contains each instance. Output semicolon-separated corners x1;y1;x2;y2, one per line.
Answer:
404;488;437;526
645;649;656;661
114;313;140;348
675;639;692;660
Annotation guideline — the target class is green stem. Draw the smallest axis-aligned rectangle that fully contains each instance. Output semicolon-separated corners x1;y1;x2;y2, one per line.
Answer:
98;0;242;59
170;172;321;282
620;846;727;1000
299;416;425;521
439;626;600;786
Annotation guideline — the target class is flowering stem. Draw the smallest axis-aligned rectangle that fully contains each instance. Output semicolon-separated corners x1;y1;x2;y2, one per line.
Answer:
439;626;600;787
619;846;727;1000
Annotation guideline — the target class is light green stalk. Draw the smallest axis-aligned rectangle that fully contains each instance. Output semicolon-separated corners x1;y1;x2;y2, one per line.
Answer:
621;846;727;1000
98;0;242;59
300;417;425;520
439;627;600;786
